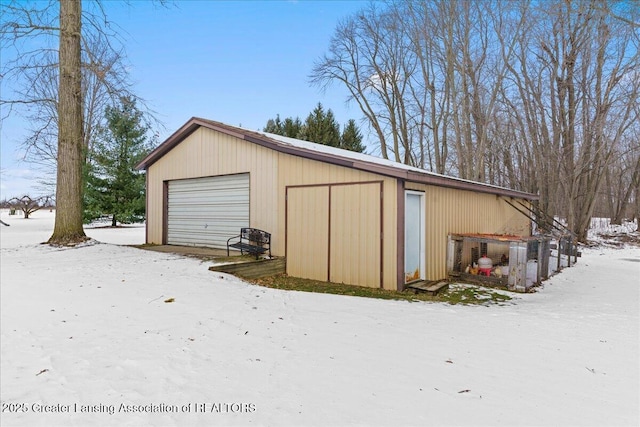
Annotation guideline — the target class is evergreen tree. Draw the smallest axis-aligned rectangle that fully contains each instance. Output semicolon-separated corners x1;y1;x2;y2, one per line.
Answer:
282;117;303;139
84;98;152;225
340;119;365;153
264;103;365;152
299;103;341;147
264;115;283;134
264;115;303;138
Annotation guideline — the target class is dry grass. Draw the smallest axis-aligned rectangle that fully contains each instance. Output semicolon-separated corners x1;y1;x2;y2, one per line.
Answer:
250;274;512;306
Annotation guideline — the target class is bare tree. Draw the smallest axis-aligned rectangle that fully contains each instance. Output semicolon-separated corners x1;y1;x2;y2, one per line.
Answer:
313;0;639;242
398;0;450;173
521;0;638;241
602;129;640;224
14;38;135;168
493;1;563;223
310;4;418;165
47;0;86;243
1;0;163;244
311;0;518;180
9;194;53;219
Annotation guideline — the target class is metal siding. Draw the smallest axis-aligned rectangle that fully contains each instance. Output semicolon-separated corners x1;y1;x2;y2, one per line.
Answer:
277;154;397;290
286;186;330;281
406;182;531;280
286;183;382;288
146;167;165;244
167;174;249;248
329;183;381;288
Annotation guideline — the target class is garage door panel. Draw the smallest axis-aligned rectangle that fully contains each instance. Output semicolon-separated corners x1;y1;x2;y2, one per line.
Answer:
167;174;249;248
172;192;246;200
167;222;245;234
166;232;237;246
168;205;248;217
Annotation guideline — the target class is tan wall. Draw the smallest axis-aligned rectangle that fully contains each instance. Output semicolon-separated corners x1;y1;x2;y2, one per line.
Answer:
286;186;330;281
276;156;397;289
146;127;399;289
146;128;278;245
405;182;531;280
286;182;383;288
329;183;381;287
275;155;397;257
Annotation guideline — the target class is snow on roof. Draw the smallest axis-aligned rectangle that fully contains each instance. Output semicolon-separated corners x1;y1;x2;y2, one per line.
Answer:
253;129;536;199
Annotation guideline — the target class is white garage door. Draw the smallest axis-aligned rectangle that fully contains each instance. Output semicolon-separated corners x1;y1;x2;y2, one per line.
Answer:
167;174;249;248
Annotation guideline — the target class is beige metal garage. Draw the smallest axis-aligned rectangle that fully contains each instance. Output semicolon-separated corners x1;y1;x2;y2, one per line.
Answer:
137;117;537;291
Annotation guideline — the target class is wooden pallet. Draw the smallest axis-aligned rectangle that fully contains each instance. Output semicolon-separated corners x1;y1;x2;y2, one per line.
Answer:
407;280;449;296
209;257;285;279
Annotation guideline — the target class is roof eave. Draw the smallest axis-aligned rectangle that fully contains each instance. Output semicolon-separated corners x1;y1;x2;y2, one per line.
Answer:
346;161;537;200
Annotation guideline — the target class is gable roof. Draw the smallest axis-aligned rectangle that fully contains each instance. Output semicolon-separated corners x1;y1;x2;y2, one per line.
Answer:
137;117;538;200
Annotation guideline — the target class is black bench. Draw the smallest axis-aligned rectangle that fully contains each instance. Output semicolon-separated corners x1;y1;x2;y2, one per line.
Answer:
226;228;271;260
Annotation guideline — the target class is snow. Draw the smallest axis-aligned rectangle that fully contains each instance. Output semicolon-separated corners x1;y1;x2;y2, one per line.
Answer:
1;210;639;426
589;218;638;236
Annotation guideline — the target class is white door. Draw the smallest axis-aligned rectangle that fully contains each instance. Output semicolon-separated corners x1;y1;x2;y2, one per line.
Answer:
405;191;425;283
167;174;249;248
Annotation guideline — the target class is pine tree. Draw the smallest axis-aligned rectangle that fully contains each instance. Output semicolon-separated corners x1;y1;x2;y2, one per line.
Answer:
264;115;303;138
264;103;364;152
282;117;303;138
84;98;151;226
299;103;341;147
264;115;283;134
340;119;365;153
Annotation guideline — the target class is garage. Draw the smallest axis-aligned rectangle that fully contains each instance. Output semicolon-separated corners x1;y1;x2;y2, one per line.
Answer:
166;173;249;248
138;118;536;290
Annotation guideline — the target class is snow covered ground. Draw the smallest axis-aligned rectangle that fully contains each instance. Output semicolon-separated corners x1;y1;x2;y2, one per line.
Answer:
1;210;638;427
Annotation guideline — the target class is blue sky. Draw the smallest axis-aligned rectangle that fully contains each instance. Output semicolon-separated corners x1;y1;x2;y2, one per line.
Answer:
0;0;370;199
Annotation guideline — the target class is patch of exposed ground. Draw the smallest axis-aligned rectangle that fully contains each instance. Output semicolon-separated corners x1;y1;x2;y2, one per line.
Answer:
589;231;640;248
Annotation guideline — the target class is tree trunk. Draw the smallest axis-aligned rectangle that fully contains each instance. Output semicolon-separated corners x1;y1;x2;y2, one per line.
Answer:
613;155;640;224
635;178;640;224
48;0;87;245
